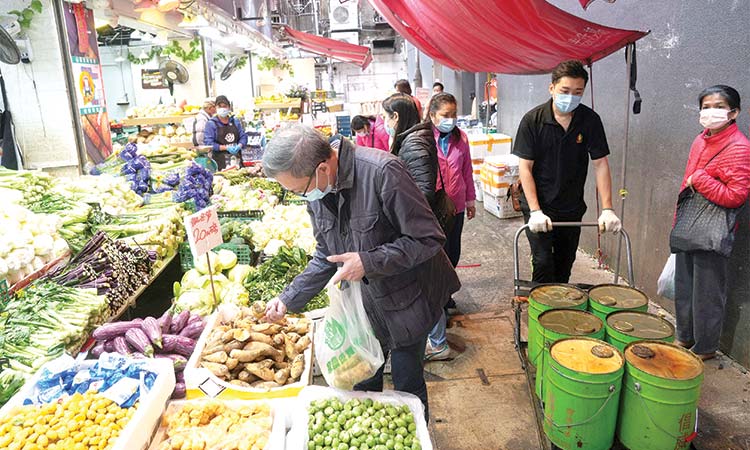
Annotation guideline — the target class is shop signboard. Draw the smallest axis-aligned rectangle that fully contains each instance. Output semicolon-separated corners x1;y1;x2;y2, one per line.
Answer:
141;69;168;90
62;2;112;165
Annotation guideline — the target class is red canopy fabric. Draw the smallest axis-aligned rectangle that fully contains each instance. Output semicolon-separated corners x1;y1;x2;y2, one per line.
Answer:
282;26;373;69
367;0;648;74
580;0;595;9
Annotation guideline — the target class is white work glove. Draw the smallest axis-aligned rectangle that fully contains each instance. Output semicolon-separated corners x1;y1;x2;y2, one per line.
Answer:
528;210;553;233
598;208;622;233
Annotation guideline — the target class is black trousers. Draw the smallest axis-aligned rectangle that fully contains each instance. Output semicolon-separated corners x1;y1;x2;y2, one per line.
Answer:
354;335;429;420
522;210;583;283
445;212;465;267
674;251;728;354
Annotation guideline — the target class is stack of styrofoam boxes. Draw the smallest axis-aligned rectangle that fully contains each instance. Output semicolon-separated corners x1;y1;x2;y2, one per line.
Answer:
467;132;513;203
481;154;523;219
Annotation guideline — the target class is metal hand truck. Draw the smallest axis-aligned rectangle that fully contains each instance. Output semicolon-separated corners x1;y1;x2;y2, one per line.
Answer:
512;222;636;370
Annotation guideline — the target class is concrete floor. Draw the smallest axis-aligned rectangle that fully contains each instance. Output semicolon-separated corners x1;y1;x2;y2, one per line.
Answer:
421;206;750;450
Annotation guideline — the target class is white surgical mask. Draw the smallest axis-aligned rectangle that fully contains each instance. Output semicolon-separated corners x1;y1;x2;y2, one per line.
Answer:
217;108;230;118
699;108;733;130
554;93;582;113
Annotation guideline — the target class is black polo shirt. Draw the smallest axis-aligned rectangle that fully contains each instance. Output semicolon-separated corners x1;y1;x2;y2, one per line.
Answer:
512;99;609;218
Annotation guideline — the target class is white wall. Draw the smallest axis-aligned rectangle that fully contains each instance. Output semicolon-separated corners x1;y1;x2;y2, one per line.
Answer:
332;51;407;116
0;0;79;170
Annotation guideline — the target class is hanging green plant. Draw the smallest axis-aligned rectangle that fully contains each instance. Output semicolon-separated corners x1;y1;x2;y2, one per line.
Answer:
161;38;202;64
8;0;42;29
127;46;163;65
256;56;294;76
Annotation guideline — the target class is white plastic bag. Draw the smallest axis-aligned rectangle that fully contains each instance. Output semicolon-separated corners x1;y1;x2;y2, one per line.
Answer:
657;254;676;300
315;281;384;390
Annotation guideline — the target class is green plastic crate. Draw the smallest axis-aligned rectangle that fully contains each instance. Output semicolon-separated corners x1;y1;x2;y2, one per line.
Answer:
179;242;255;272
217;210;264;220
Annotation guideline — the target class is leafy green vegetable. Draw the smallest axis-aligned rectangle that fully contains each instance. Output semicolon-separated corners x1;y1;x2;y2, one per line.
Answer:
244;246;328;312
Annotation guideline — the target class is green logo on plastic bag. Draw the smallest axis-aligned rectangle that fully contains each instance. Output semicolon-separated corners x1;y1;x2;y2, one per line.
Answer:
325;318;346;350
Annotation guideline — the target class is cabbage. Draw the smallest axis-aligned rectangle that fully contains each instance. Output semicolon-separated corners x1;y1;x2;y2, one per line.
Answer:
228;264;252;283
180;269;203;289
263;239;286;256
194;251;221;275
174;289;215;316
33;234;54;256
217;249;238;270
220;283;249;306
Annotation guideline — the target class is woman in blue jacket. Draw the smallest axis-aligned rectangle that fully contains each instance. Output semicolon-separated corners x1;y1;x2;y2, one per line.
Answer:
203;95;248;170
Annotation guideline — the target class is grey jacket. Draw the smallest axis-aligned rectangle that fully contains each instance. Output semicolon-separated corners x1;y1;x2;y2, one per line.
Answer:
279;139;460;349
192;110;211;146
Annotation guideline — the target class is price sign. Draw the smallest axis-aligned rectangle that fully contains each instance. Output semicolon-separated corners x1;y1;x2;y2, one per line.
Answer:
184;207;223;259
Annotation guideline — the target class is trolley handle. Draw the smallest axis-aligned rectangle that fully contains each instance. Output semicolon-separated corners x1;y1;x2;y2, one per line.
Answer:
513;222;635;288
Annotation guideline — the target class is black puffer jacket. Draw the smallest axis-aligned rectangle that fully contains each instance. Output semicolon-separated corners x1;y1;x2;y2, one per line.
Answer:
391;122;438;206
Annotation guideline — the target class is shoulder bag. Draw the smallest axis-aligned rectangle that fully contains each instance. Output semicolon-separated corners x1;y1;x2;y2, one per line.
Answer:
669;144;744;257
433;161;456;235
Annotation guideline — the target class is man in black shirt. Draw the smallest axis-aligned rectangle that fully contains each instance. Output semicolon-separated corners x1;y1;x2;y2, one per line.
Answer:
512;60;621;283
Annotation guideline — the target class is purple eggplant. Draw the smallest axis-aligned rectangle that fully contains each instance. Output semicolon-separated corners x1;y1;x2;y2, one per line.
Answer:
90;341;106;358
125;328;154;357
175;370;185;383
187;313;202;325
178;320;205;340
113;336;131;355
155;353;187;370
141;317;163;349
103;339;115;353
92;320;143;341
170;310;190;334
162;334;196;357
171;382;186;399
157;310;172;334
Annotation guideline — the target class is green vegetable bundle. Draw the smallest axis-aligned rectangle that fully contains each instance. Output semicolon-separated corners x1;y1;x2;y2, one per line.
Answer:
244;246;328;312
25;192;94;254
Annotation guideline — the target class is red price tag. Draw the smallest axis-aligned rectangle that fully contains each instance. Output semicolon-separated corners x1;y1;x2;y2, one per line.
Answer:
184;207;223;259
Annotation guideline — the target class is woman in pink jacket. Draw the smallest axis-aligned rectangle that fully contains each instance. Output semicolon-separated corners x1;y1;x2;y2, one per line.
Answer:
424;92;476;360
351;115;390;151
673;85;750;360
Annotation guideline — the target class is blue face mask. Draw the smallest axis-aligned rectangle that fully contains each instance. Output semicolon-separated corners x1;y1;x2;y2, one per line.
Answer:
554;93;582;114
386;124;396;137
300;170;332;202
436;118;457;134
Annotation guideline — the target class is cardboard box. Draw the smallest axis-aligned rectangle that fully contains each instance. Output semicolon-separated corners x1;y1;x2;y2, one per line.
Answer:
483;190;522;219
184;305;314;401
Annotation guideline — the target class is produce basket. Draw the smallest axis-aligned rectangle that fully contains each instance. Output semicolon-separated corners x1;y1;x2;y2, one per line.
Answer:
0;354;175;450
179;242;254;272
147;399;287;450
286;385;433;450
184;304;314;401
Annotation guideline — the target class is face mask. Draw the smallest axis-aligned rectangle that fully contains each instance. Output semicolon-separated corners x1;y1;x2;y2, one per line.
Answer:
554;93;582;114
700;108;733;130
300;170;332;202
436;118;457;134
355;132;367;137
217;108;230;118
386;124;396;137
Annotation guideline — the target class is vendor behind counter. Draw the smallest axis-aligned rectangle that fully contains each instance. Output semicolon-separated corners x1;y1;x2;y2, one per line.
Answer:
203;95;248;170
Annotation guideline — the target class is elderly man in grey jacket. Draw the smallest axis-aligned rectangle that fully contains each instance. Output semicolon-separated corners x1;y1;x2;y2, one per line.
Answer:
263;124;459;416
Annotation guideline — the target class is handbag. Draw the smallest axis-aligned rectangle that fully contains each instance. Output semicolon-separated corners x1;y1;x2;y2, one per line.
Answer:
433;161;456;235
510;180;523;212
669;144;743;257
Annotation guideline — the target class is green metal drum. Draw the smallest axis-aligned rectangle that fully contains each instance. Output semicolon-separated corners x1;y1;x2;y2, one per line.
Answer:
527;284;588;367
617;341;704;450
605;311;675;352
543;337;624;450
535;309;604;401
588;284;648;322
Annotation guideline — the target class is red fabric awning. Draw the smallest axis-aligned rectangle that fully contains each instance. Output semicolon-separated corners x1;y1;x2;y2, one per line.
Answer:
367;0;648;74
282;26;373;69
580;0;595;9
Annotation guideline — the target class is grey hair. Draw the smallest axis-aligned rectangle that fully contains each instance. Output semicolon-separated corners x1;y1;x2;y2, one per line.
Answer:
262;124;333;178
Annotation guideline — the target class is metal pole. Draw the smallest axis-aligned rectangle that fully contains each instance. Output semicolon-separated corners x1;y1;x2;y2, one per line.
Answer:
201;37;212;97
247;51;255;97
52;0;87;174
614;44;633;285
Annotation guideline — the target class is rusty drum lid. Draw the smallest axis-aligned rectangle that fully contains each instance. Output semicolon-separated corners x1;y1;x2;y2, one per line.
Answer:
625;341;703;380
539;309;603;335
530;284;587;308
606;311;675;339
551;338;623;374
589;284;648;309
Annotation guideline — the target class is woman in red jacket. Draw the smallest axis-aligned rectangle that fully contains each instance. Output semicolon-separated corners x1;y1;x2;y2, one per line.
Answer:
674;85;750;360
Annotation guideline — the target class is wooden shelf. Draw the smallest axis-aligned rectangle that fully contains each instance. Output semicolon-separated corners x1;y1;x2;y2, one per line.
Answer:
255;101;302;110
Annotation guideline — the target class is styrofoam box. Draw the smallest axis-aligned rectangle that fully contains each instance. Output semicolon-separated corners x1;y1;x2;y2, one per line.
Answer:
468;133;512;159
475;180;484;202
286;385;433;450
147;398;287;450
184;304;314;400
484;190;522;219
0;355;175;450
